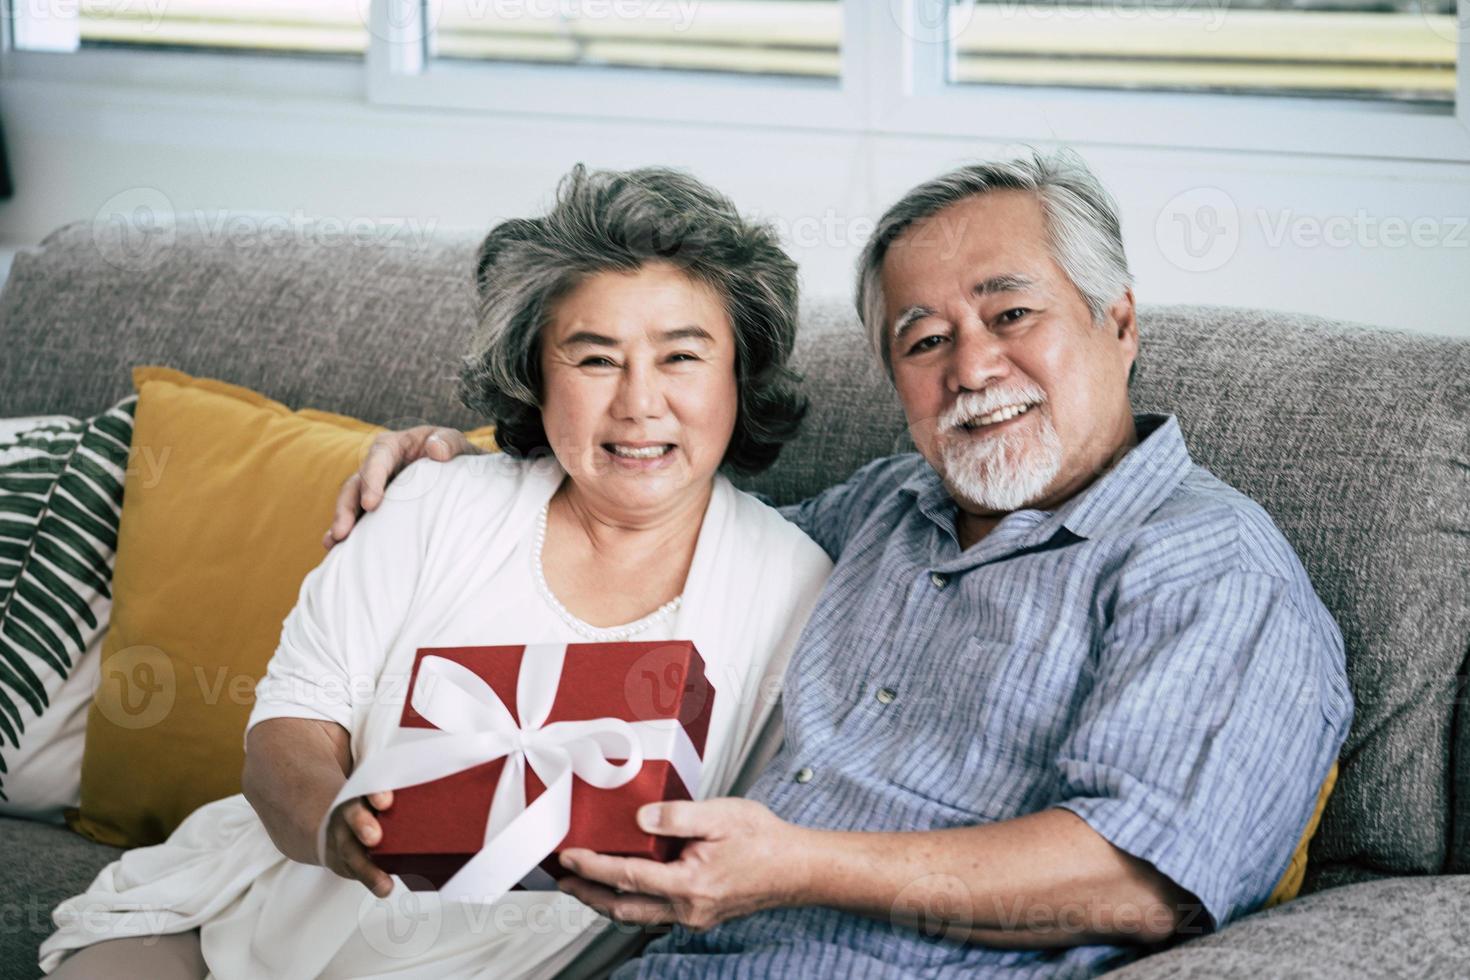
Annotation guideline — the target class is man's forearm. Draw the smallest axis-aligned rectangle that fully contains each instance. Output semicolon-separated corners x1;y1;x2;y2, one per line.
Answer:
241;717;354;865
791;807;1198;947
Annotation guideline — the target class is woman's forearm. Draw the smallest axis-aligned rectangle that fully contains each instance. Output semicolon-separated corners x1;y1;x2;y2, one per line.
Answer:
241;717;354;865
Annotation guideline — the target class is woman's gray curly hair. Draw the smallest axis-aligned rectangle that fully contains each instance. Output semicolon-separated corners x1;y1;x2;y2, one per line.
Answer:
458;164;807;475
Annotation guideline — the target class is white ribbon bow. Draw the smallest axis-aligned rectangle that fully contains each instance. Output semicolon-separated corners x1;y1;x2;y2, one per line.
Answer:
318;644;703;904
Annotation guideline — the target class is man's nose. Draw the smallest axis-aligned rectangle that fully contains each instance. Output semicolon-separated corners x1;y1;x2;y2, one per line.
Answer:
948;325;1009;393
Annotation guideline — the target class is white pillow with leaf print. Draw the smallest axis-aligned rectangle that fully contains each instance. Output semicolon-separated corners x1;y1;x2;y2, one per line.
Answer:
0;397;134;822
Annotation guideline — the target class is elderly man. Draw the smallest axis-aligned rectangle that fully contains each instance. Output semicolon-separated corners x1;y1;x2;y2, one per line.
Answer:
328;150;1351;977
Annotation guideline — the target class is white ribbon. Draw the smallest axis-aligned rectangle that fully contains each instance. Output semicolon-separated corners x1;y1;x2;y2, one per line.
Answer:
317;644;704;904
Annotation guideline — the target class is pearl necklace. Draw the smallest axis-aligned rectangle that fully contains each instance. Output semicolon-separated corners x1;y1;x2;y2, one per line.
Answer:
532;502;682;642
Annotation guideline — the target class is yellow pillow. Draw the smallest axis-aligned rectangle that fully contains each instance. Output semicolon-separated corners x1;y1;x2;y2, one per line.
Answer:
1264;761;1339;908
68;367;496;847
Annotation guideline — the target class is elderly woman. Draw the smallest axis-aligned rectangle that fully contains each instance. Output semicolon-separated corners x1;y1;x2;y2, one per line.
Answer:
39;166;831;979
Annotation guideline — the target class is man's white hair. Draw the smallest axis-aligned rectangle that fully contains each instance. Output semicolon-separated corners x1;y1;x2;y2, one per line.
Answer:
855;148;1134;373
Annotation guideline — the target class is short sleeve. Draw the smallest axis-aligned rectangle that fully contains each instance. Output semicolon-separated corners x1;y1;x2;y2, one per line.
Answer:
245;463;433;742
1053;571;1349;930
776;454;923;561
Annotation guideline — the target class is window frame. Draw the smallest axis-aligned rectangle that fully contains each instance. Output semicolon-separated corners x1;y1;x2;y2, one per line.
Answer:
884;0;1470;162
2;0;1466;162
362;0;869;133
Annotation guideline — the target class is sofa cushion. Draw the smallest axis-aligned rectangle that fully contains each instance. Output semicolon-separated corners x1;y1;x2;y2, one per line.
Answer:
0;222;489;432
69;367;386;847
0;399;133;821
69;367;495;848
1104;875;1470;979
1127;306;1470;889
0;815;124;980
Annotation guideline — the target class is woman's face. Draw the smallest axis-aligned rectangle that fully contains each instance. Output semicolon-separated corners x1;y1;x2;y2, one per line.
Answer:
539;261;739;520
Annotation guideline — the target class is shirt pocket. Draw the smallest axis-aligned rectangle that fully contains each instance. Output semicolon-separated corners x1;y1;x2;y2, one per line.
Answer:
878;636;1083;821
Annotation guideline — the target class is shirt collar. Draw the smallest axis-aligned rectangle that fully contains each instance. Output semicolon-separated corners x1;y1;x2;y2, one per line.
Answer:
1037;413;1193;540
899;413;1194;554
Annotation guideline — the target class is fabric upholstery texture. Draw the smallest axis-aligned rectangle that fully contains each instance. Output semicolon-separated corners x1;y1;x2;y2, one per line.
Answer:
0;221;1465;972
1106;875;1470;979
0;814;124;980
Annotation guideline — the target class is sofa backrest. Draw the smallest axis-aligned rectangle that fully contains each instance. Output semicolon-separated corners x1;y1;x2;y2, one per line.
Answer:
2;221;1466;890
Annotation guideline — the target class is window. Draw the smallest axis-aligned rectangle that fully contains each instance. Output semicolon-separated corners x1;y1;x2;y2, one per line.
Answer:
14;0;367;55
433;0;840;78
5;0;1468;159
947;0;1457;104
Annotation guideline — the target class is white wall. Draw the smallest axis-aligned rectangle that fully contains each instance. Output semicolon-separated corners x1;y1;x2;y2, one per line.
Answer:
2;67;1468;338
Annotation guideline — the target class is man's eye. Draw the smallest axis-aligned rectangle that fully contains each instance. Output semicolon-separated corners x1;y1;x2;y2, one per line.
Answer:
667;352;700;363
906;335;947;355
579;356;616;367
998;308;1032;324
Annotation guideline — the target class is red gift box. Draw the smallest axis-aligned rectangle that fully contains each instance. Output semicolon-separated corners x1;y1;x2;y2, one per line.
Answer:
369;641;714;892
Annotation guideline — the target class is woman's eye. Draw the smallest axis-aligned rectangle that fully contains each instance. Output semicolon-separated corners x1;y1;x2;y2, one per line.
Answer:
667;352;700;363
579;356;616;367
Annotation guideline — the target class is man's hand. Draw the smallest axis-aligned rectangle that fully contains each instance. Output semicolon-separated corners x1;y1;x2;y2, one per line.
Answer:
557;798;813;932
322;791;397;898
324;426;482;550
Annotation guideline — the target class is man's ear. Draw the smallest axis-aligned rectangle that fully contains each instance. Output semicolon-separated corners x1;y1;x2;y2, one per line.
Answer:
1108;289;1139;380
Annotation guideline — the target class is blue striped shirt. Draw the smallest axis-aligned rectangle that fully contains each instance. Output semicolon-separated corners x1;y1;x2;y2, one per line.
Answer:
618;414;1353;979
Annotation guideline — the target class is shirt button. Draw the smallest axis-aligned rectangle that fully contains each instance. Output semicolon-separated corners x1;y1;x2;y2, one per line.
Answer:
875;687;897;705
794;766;815;784
930;572;948;589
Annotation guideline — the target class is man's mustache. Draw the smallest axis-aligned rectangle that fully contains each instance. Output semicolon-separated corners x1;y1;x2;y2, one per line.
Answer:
938;385;1048;432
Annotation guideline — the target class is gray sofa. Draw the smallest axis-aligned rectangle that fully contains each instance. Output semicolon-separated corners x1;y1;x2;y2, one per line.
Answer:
0;222;1466;978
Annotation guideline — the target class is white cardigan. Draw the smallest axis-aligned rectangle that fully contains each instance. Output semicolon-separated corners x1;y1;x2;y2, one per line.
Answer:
40;454;831;980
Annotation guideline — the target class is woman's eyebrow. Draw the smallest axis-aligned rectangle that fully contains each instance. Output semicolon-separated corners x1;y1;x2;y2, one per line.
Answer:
659;325;715;344
559;331;620;348
559;325;714;348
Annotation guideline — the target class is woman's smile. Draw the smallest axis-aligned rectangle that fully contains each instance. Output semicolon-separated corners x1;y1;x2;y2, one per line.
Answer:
603;441;679;470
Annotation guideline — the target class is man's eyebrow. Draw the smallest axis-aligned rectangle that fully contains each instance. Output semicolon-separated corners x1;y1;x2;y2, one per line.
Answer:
889;276;1038;346
891;305;936;346
974;273;1037;296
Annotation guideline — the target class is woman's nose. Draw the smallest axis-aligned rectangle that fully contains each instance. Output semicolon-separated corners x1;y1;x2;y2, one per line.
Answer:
612;363;665;420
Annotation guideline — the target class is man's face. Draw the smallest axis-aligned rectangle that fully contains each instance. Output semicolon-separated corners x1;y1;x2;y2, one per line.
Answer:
881;190;1138;519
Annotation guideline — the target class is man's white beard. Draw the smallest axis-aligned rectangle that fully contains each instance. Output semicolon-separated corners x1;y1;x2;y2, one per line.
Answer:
935;404;1063;513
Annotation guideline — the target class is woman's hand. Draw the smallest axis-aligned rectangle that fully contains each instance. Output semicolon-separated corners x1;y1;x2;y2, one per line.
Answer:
322;791;397;898
556;798;814;932
324;426;481;550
